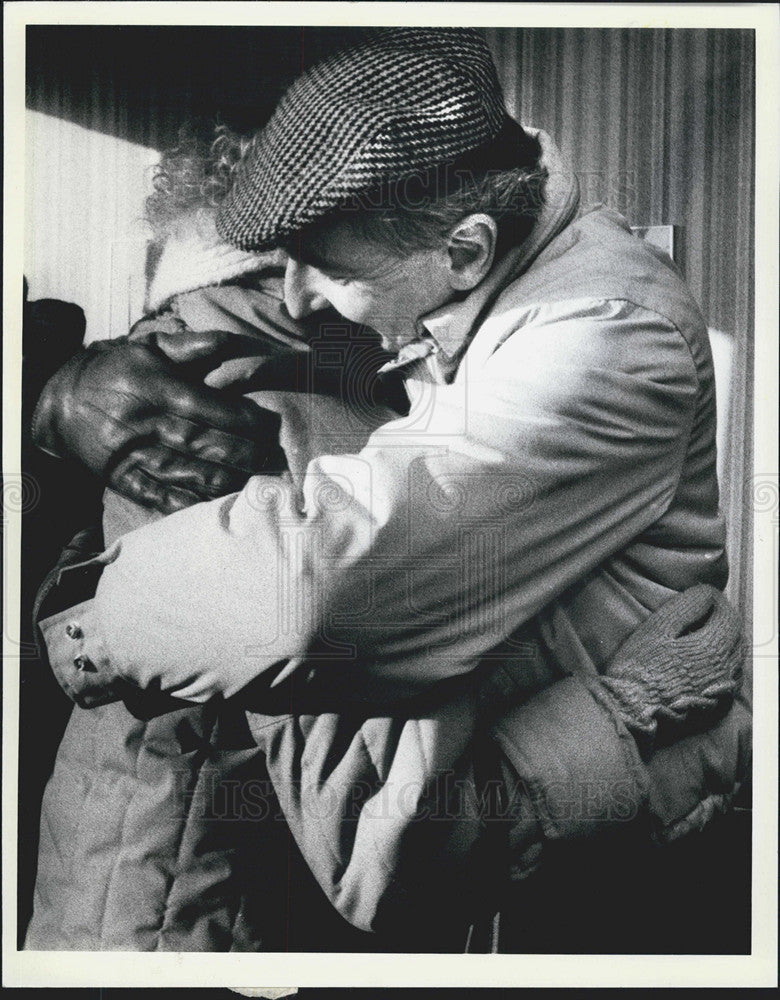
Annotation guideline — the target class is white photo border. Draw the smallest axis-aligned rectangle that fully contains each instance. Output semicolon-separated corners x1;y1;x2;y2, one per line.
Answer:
3;1;778;989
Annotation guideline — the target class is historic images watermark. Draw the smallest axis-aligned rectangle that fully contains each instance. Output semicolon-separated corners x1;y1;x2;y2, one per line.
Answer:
169;769;643;826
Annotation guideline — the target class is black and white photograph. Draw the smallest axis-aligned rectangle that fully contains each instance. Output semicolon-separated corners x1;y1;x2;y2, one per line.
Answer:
3;2;778;991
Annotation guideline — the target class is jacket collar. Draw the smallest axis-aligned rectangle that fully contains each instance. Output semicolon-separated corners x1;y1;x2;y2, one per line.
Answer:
378;127;581;384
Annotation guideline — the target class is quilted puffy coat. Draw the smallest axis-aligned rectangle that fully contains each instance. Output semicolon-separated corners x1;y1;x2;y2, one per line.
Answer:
26;134;751;949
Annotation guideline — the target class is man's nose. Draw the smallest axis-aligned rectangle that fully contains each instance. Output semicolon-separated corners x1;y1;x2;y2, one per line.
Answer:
284;258;331;319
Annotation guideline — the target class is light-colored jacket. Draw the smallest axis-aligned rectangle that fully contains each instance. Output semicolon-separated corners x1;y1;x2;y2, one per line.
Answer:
30;132;750;946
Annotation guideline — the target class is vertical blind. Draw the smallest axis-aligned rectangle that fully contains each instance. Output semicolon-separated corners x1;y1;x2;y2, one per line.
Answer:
24;111;158;342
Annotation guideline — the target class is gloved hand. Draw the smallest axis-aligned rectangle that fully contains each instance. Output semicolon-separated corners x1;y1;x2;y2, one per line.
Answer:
482;584;747;871
131;319;407;419
600;584;745;752
204;337;410;415
32;332;287;514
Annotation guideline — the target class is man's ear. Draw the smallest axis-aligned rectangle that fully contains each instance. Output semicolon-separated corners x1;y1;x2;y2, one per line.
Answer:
445;213;498;291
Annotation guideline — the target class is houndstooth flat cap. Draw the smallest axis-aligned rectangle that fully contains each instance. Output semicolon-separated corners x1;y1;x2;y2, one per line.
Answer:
217;28;530;251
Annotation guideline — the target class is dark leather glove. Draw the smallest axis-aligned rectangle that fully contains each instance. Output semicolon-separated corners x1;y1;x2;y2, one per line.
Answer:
601;584;745;753
32;333;287;514
205;337;410;415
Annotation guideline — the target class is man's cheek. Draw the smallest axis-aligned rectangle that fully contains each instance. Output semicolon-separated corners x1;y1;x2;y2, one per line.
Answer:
331;295;374;328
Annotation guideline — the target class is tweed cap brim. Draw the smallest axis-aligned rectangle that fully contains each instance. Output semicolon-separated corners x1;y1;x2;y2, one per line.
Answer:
217;28;532;251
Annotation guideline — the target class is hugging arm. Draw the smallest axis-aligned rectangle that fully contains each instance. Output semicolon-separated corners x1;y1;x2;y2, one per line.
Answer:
39;309;707;709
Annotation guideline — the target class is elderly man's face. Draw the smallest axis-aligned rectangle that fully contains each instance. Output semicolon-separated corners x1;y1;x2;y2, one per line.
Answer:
283;221;453;354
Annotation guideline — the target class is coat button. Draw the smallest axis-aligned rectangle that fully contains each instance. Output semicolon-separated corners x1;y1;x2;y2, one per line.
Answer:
65;622;83;640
